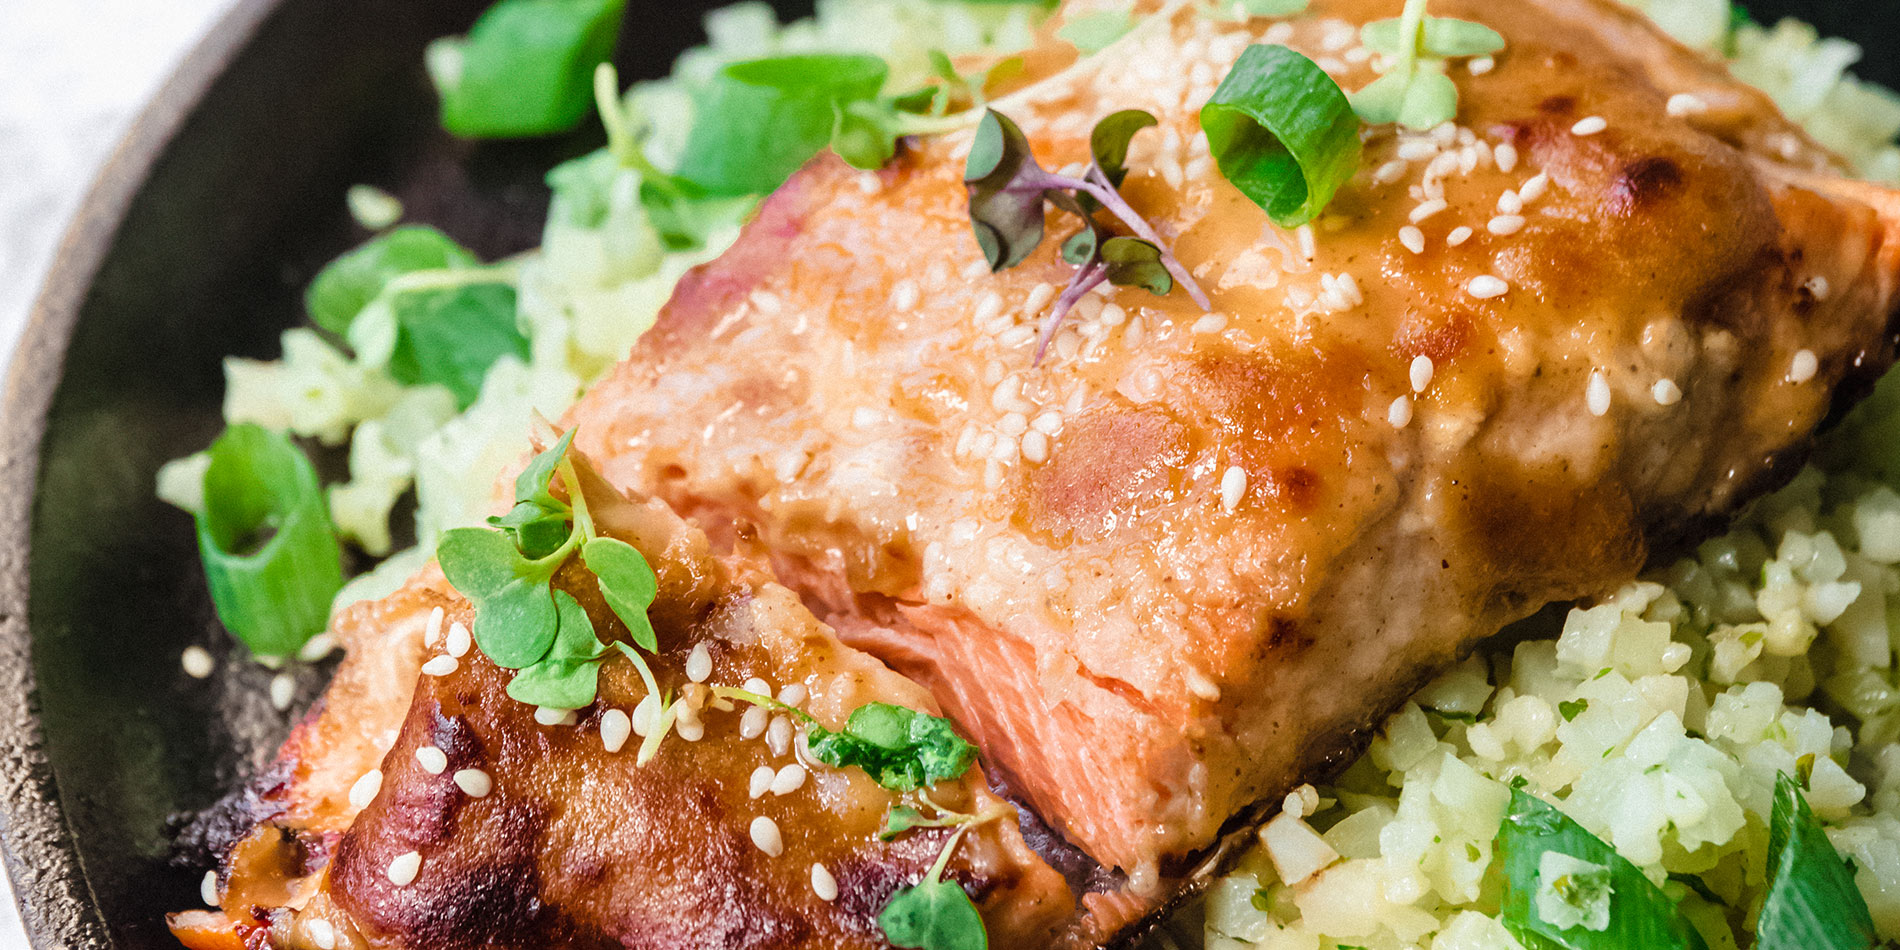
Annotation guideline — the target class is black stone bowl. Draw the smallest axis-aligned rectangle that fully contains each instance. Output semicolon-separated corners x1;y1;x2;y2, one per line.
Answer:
0;0;1892;946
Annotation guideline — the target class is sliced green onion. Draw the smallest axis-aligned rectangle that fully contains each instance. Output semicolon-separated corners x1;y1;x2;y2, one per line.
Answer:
429;0;627;139
1200;44;1362;228
304;226;477;336
194;425;345;657
676;54;890;196
1757;772;1878;950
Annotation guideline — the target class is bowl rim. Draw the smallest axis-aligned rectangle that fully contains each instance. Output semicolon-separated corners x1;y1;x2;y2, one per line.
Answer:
0;0;279;944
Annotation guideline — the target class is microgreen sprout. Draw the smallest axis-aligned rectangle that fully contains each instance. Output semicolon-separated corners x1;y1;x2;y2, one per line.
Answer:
1349;0;1503;129
963;108;1211;363
877;810;1002;950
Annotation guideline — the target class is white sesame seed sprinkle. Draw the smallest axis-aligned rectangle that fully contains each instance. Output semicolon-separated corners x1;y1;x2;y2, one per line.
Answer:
387;851;422;886
453;768;492;797
181;646;214;679
676;717;706;742
600;708;632;752
740;705;769;740
1192;313;1229;334
1468;55;1496;75
1409;199;1448;223
1023;282;1057;316
423;606;445;647
972;291;1004;326
743;677;772;697
1397;140;1439;162
534;706;576;726
1496;190;1523;215
889;279;920;312
811;863;839;901
297;632;337;663
1495;142;1519;173
750;816;785;857
1804;275;1832;301
771;764;808;795
1487;214;1526;236
1374;159;1409;185
349;769;383;810
421;655;458;677
1388;395;1414;428
1466;275;1509;299
1790;349;1819;384
1410;355;1435;393
200;870;219;907
306;919;337;950
1446;226;1473;247
415;746;448;775
1571;115;1607;136
445;622;471;658
686;643;713;683
767;716;794;756
1519;172;1549;202
1666;93;1708;117
776;683;808;707
750;766;775;799
632;693;659;737
270;672;296;711
1586;370;1612;416
1021;430;1050;464
1652;378;1682;406
1220;466;1247;513
1399;225;1426;255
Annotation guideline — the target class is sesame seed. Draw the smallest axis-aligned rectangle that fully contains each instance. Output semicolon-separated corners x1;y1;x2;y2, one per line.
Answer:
1446;226;1473;247
961;259;989;281
306;919;336;950
386;851;422;886
1023;282;1057;316
1804;275;1832;301
349;769;383;810
771;764;808;795
1297;225;1318;261
1652;378;1682;406
1487;214;1526;236
534;706;576;726
424;606;445;647
1519;172;1549;202
1397;140;1439;161
1374;159;1409;184
598;708;631;753
415;746;448;775
632;693;660;737
1410;355;1435;393
1495;142;1519;173
677;717;706;742
971;291;1004;326
750;816;784;857
889;279;920;312
1665;93;1708;117
750;766;776;799
200;870;219;907
740;705;769;740
421;655;458;677
1409;199;1448;223
1468;55;1496;76
1571;116;1607;136
1388;395;1414;428
1220;466;1247;513
297;632;337;663
811;862;839;901
767;715;794;756
998;412;1029;437
270;673;296;711
1021;430;1050;464
1192;313;1229;334
1790;349;1818;383
453;768;492;797
743;676;772;697
445;622;471;658
1465;275;1509;299
1399;225;1426;255
686;643;713;683
776;683;808;707
1100;303;1127;327
1586;370;1612;416
1496;190;1523;214
181;646;214;679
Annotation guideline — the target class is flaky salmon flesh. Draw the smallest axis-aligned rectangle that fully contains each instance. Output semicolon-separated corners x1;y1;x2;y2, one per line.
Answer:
176;0;1900;946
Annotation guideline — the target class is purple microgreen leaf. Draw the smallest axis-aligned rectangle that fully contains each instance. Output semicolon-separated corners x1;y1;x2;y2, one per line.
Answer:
1090;109;1158;190
1034;261;1107;365
1060;224;1101;266
1100;237;1172;295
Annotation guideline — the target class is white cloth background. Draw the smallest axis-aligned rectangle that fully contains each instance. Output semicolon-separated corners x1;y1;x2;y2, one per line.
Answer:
0;0;240;944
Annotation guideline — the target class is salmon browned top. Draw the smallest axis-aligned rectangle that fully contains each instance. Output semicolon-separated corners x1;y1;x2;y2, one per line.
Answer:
566;0;1900;881
168;464;1072;950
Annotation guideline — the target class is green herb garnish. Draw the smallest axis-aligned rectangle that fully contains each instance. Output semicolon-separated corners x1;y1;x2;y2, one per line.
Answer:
1057;10;1134;53
304;226;477;336
1757;772;1878;950
382;281;527;408
963;108;1211;361
1498;789;1707;950
879;824;989;950
807;702;979;791
1350;0;1502;130
1558;698;1589;722
1200;43;1362;228
193;424;346;657
427;0;627;138
678;54;893;195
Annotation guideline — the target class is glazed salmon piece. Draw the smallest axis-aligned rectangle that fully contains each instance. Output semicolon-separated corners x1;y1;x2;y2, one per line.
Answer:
564;0;1900;896
170;459;1073;949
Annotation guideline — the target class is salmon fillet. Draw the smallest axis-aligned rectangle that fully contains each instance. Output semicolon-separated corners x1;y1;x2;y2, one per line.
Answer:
565;0;1900;893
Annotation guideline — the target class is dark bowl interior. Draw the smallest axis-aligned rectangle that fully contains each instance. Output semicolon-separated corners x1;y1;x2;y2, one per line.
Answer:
1;0;1895;946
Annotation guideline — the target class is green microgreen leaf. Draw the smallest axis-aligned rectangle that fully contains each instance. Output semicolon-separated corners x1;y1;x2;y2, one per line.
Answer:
382;282;528;410
1498;789;1708;950
1234;0;1309;14
437;527;561;668
879;879;987;950
1558;699;1589;722
513;427;577;513
678;53;890;196
304;226;478;336
1350;62;1457;130
1100;237;1171;295
1757;772;1877;950
193;424;345;657
489;502;572;560
1360;16;1505;58
1060;225;1101;266
504;590;611;709
807;702;978;791
428;0;626;138
583;536;659;652
1200;44;1363;228
832;99;902;171
882;805;931;841
1057;9;1134;53
1089;108;1158;192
